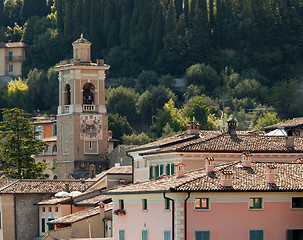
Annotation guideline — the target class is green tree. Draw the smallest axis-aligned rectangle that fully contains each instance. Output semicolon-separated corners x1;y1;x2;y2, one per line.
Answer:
106;86;138;124
135;70;158;93
254;112;281;131
108;113;134;140
0;108;48;179
122;132;153;145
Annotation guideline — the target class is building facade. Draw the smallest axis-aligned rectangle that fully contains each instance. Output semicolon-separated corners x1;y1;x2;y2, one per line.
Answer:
55;35;110;178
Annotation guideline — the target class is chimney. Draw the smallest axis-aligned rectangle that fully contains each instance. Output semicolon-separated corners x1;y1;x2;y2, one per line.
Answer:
187;121;200;136
89;164;96;178
286;136;295;150
175;162;185;178
220;170;233;187
227;118;237;135
50;114;56;121
265;165;276;184
65;183;70;193
205;157;214;173
108;130;113;139
241;152;252;167
97;59;104;65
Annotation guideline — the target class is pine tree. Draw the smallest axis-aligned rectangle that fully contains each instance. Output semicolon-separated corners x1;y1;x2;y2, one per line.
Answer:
0;108;48;179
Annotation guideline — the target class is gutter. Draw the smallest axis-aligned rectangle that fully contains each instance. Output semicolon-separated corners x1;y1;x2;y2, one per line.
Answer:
163;192;175;240
184;192;190;240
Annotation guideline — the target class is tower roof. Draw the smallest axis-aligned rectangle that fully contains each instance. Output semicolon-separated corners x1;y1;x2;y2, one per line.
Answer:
72;34;91;45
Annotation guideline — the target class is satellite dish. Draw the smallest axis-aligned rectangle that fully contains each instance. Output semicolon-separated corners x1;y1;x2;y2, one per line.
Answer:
54;191;69;198
68;191;82;197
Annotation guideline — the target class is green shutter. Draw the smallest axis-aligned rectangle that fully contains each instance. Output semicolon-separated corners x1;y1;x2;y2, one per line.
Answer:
142;229;148;240
195;231;210;240
149;166;153;179
160;164;164;175
48;218;55;231
119;229;125;240
171;164;174;175
164;230;171;240
9;51;12;61
155;165;159;178
41;218;45;233
166;164;170;175
250;230;263;240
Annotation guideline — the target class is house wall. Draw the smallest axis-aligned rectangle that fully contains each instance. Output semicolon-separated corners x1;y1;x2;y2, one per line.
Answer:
5;47;26;76
0;48;5;76
108;146;132;168
15;193;52;240
35;141;57;178
113;191;303;240
112;194;172;240
0;195;15;240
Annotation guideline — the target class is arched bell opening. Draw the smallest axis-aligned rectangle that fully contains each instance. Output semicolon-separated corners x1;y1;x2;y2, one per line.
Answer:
83;83;95;105
64;84;71;105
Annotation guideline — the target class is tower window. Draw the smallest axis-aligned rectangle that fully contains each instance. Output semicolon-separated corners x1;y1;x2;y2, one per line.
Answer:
83;83;95;105
64;84;71;105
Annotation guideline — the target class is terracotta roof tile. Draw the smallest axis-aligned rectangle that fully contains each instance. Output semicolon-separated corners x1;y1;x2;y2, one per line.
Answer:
105;161;303;193
119;145;140;151
49;206;100;224
5;42;29;48
265;117;303;130
0;179;95;194
75;194;110;206
87;166;132;181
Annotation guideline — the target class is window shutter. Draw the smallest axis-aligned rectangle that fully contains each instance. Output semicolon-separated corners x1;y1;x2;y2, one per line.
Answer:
41;218;45;233
149;166;153;180
164;230;171;240
142;229;148;240
166;164;170;175
160;164;164;175
171;163;174;175
287;230;293;240
119;229;125;240
195;231;210;240
155;165;159;178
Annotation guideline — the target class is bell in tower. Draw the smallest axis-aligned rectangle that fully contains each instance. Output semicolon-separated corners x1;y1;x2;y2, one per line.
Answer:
55;35;110;179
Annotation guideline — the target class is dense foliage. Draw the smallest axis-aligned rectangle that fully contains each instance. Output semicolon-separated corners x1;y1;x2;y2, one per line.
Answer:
1;0;303;142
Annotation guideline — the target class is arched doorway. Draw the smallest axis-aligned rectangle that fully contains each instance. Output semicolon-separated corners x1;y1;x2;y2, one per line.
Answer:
83;83;95;104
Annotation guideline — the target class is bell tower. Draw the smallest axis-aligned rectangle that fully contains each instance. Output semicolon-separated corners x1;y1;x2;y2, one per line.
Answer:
56;35;110;179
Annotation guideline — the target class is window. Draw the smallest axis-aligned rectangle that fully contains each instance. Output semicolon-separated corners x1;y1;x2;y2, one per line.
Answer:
119;229;125;240
48;218;55;231
42;207;45;212
195;198;209;209
292;197;303;208
149;166;153;180
160;164;164;175
249;230;263;240
48;207;52;212
249;198;262;209
155;165;159;178
171;163;174;175
41;217;46;233
55;207;58;212
8;51;13;61
166;164;170;175
142;229;148;240
46;146;51;152
89;141;92;149
164;230;171;240
8;64;13;73
35;125;43;139
287;229;303;240
119;199;124;210
53;145;57;152
142;199;147;211
165;198;171;210
195;231;210;240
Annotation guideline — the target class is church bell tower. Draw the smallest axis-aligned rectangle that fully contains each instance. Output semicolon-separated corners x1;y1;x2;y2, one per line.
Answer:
56;34;110;178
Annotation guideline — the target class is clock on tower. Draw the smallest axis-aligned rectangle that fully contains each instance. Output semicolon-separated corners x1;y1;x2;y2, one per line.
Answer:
55;34;110;179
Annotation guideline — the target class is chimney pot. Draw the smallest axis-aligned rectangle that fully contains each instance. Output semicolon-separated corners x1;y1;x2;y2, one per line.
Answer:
175;162;185;178
89;164;96;178
266;165;276;184
286;136;295;150
220;170;233;187
205;157;214;173
187;121;200;136
227;118;237;135
65;183;70;193
241;152;252;167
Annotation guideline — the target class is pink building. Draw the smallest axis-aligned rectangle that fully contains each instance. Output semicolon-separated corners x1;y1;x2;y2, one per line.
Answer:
105;160;303;240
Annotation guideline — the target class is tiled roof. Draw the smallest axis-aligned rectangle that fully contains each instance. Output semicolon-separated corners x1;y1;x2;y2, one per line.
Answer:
32;120;56;125
48;206;100;224
265;117;303;130
5;42;29;48
37;197;70;205
73;36;91;44
130;131;222;152
105;161;303;194
75;194;110;206
41;136;57;142
0;179;95;194
119;145;140;151
87;166;132;181
0;42;6;48
141;133;303;155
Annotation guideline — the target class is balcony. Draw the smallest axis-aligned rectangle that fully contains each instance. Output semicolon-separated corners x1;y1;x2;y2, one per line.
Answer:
5;56;26;62
83;104;96;112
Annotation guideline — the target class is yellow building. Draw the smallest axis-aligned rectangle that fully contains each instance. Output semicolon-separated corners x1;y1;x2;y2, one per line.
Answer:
0;42;29;77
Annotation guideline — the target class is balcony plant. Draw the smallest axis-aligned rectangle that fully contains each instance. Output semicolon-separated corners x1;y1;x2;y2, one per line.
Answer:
114;209;126;216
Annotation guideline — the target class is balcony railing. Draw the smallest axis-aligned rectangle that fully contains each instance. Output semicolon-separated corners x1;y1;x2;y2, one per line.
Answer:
5;56;26;62
83;104;96;112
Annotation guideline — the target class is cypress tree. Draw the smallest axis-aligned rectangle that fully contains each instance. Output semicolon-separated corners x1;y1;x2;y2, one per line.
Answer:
119;0;133;47
56;0;64;35
0;0;3;28
64;0;74;41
